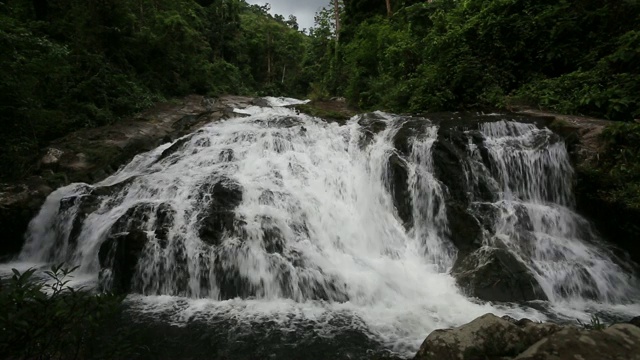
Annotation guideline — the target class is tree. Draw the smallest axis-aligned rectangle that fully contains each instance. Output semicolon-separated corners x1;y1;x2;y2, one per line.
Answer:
334;0;341;41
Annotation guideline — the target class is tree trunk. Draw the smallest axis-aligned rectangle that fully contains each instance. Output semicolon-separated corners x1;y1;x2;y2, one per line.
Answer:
334;0;341;42
385;0;392;17
267;33;272;83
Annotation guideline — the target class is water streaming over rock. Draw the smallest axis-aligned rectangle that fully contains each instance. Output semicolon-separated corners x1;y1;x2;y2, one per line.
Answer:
11;100;640;357
464;120;637;303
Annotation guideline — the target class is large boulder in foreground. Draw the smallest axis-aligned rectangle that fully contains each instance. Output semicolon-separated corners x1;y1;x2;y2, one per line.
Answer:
414;314;561;360
515;324;640;360
414;313;640;360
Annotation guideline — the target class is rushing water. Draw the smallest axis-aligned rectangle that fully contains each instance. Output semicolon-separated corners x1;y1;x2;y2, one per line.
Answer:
465;121;638;304
6;98;640;358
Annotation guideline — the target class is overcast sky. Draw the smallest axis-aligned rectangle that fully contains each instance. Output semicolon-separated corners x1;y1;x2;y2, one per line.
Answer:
246;0;330;31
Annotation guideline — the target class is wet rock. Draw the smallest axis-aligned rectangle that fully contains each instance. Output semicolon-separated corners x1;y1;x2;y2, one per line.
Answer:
393;119;430;156
219;148;234;162
251;98;272;107
213;246;253;299
158;136;192;161
260;216;285;254
58;191;101;251
356;113;388;148
271;116;302;128
431;127;472;204
385;152;412;228
40;148;64;169
0;179;52;259
154;203;176;247
172;114;202;132
98;202;175;293
357;113;387;133
452;246;548;302
629;316;640;328
197;179;243;246
414;313;640;360
414;313;561;360
99;229;148;294
445;203;483;255
515;324;640;360
258;189;275;205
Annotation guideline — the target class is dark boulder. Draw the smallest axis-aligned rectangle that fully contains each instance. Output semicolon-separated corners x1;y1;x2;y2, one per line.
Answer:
414;313;562;360
260;216;285;254
213;250;253;299
445;203;483;255
0;179;52;259
196;179;243;246
58;191;100;253
154;203;176;247
452;246;548;302
251;98;272;107
412;312;640;360
158;135;193;161
431;127;472;205
219;148;234;162
99;229;148;294
392;118;430;156
356;113;388;148
385;152;412;228
98;202;175;293
629;316;640;328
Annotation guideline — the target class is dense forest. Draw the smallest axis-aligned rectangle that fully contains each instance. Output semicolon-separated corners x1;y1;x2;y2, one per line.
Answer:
312;0;640;121
2;0;639;204
0;0;311;180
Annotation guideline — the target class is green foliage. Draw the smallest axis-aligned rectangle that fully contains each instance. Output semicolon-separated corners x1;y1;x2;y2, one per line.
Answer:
577;314;606;331
0;264;135;359
0;0;310;181
586;123;640;209
312;0;640;117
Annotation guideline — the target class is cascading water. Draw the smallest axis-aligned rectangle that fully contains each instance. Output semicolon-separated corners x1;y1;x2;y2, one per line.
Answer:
407;127;456;271
8;99;640;357
465;121;639;304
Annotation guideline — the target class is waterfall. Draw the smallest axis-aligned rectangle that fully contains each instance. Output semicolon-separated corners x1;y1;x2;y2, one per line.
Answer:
465;120;638;303
12;100;640;356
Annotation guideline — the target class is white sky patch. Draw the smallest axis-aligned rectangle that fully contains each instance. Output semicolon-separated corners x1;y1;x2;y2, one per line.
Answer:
246;0;329;31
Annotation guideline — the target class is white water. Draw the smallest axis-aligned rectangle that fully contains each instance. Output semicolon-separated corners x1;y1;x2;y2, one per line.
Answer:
466;121;639;304
6;100;640;356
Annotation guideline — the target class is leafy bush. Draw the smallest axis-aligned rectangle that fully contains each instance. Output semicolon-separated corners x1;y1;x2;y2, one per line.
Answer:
0;264;136;360
589;123;640;209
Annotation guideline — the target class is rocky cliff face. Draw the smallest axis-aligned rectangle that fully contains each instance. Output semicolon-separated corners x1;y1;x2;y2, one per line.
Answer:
414;313;640;360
